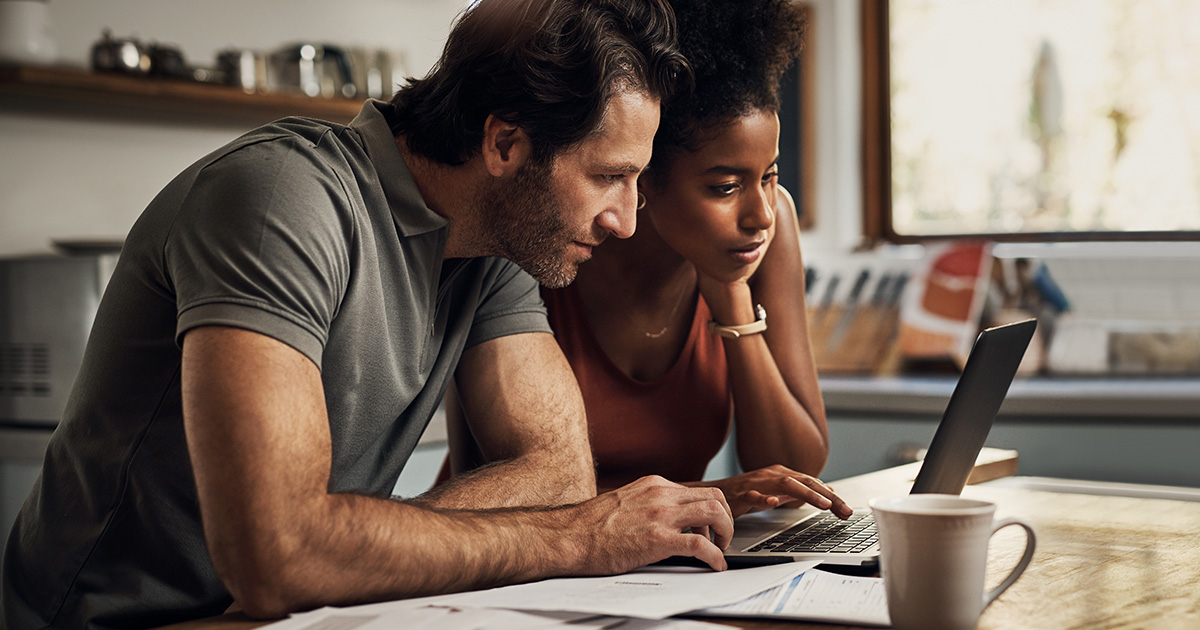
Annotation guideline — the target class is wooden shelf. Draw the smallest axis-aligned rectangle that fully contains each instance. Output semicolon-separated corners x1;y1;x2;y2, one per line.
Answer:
0;64;364;125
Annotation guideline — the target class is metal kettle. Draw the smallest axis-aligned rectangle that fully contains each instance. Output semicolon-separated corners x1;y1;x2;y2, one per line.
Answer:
90;30;151;75
90;30;189;78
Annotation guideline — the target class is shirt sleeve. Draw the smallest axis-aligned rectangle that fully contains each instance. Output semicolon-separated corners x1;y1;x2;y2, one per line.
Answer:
167;136;353;369
464;257;553;349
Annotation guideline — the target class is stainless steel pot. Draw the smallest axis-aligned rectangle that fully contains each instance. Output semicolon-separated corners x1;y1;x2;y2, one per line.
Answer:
216;48;268;93
269;43;356;98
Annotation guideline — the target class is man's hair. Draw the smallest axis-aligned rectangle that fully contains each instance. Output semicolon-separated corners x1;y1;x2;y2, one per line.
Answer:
650;0;806;172
389;0;690;166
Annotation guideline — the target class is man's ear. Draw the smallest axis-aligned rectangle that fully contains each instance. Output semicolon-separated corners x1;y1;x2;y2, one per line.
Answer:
481;114;532;177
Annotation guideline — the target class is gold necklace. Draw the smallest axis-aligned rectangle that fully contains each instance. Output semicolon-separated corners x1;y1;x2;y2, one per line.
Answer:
643;269;694;338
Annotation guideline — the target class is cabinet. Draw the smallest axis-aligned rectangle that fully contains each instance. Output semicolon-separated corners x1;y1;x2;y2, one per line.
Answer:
819;375;1200;487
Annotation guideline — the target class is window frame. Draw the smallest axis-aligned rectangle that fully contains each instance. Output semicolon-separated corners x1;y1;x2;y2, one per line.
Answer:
780;1;818;231
859;0;1200;244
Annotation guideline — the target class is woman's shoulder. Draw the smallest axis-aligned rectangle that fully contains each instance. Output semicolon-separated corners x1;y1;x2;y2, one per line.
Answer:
774;185;798;229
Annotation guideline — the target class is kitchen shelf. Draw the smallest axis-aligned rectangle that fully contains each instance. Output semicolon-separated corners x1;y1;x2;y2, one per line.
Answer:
0;64;364;125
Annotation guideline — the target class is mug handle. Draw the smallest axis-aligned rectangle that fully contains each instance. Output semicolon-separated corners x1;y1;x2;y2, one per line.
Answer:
983;516;1037;608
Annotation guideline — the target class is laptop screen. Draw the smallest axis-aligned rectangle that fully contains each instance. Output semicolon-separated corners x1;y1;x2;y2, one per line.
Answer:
910;318;1037;495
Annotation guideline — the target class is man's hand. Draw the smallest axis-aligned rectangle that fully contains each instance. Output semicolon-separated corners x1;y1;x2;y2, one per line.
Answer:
568;476;735;574
692;466;853;519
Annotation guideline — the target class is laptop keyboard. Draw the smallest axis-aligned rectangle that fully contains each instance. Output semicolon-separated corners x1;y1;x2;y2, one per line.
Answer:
746;512;877;554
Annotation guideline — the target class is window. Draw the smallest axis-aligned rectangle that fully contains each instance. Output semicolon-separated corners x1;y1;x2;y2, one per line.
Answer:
862;0;1200;242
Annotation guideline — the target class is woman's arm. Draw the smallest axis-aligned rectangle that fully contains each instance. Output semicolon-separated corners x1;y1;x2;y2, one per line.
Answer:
696;186;832;492
731;186;829;473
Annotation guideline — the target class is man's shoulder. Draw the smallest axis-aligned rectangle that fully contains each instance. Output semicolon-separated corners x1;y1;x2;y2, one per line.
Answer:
215;117;362;165
456;257;546;313
250;115;350;141
180;117;374;208
460;256;534;284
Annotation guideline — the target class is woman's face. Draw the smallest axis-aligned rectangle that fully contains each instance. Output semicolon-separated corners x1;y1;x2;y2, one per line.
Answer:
644;109;780;283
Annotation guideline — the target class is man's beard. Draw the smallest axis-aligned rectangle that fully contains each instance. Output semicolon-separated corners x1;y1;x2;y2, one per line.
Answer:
476;159;590;288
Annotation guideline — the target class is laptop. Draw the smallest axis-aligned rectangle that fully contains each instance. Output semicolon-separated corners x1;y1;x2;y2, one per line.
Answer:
723;318;1037;569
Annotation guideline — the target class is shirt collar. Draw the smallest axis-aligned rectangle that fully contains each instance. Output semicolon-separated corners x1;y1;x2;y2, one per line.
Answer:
350;100;449;237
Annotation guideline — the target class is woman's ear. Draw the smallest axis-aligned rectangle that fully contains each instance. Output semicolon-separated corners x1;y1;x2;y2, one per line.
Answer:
480;114;532;177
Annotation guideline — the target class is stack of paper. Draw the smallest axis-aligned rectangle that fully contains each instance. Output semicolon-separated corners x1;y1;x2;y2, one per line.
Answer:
259;562;891;629
260;606;728;630
696;569;890;627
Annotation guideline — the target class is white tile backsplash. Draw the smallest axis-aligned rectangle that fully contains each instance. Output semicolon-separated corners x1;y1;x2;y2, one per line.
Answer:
1044;252;1200;323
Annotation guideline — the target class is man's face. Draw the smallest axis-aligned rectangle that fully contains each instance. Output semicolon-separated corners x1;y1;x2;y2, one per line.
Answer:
480;90;660;288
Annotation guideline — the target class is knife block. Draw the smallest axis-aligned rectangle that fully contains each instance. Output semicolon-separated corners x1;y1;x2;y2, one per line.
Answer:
807;304;902;374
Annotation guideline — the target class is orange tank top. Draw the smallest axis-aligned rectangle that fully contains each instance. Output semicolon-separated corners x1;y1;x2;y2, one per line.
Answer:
542;284;732;489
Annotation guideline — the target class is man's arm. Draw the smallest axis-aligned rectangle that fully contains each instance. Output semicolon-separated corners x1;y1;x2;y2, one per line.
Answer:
418;332;595;509
182;326;732;619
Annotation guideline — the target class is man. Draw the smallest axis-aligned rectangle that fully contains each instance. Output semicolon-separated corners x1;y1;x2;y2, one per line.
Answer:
1;1;736;627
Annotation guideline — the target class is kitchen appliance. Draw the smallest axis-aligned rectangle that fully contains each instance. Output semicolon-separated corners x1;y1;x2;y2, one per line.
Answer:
0;253;114;539
216;48;269;93
147;42;189;79
350;47;408;99
270;43;356;98
91;30;190;78
90;30;151;75
0;253;114;425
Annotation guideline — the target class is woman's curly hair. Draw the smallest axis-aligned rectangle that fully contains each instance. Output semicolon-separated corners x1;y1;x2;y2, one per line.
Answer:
650;0;806;172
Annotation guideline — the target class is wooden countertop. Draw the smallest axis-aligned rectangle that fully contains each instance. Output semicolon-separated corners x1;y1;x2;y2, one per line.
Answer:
732;462;1200;630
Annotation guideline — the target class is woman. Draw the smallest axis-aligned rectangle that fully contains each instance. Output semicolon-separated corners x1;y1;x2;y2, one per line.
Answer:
443;0;848;518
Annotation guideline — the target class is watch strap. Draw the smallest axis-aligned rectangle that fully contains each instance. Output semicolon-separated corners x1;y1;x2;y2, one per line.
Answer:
708;304;767;339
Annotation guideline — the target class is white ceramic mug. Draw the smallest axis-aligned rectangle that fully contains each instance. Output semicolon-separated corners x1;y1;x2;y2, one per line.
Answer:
0;0;58;64
870;494;1036;630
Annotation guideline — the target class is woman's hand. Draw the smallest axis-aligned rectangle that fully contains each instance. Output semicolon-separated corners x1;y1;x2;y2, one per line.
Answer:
692;465;853;519
693;209;776;327
693;220;775;312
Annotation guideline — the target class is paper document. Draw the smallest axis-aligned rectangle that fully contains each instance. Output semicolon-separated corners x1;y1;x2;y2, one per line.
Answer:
257;563;814;628
261;605;601;630
442;561;817;619
261;604;733;630
695;568;890;627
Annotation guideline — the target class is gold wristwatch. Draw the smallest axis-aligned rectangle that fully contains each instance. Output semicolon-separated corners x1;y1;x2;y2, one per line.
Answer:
708;304;767;339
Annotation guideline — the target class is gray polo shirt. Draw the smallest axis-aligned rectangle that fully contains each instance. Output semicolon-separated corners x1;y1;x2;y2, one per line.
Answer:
2;101;552;629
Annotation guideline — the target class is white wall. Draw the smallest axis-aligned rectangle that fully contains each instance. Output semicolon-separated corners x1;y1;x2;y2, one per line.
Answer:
0;0;468;256
802;0;865;260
